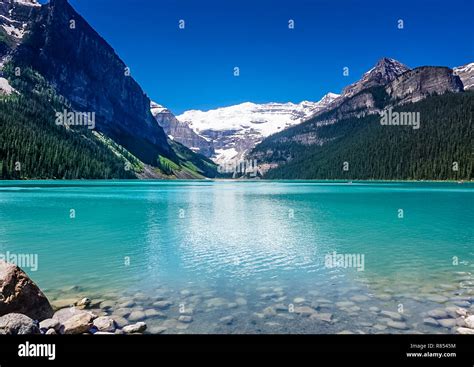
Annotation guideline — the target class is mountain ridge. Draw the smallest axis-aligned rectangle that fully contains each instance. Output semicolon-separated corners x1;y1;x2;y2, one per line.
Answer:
249;57;470;178
175;92;340;164
0;0;218;179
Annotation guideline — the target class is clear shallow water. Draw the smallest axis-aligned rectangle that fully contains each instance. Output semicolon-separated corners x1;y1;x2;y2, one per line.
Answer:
0;180;473;334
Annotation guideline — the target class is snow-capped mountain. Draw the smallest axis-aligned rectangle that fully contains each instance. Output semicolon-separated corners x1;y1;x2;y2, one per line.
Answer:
176;93;340;164
453;62;474;90
150;102;214;157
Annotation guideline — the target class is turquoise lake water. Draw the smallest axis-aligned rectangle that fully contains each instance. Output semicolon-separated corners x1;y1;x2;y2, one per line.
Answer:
0;180;473;334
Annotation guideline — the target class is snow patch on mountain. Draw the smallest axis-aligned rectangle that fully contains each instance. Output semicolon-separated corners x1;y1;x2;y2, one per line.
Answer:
13;0;40;7
454;62;474;90
177;93;340;164
0;77;15;95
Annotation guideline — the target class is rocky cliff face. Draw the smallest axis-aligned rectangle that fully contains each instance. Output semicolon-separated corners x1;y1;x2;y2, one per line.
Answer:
13;0;171;165
341;58;410;100
151;102;214;157
386;67;464;104
454;62;474;90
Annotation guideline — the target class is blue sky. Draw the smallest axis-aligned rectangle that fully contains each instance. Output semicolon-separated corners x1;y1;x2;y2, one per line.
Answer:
62;0;473;114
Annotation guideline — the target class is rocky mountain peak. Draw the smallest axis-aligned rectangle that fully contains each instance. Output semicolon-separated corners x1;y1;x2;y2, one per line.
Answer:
151;101;215;158
10;0;174;164
342;57;410;99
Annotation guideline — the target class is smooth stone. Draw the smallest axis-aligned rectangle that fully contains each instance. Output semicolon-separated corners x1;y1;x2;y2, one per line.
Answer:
77;298;91;308
263;307;277;318
348;306;361;312
369;307;381;313
453;301;471;308
438;319;457;328
61;312;95;334
180;290;192;297
375;294;393;301
426;295;449;303
350;295;370;302
178;315;193;323
427;309;449;319
293;297;305;304
457;327;474;335
118;301;135;308
93;316;116;332
144;309;166;319
373;324;387;331
45;328;57;335
122;322;147;334
99;300;116;310
265;322;281;327
128;310;146;322
456;317;466;327
153;301;173;310
53;309;97;324
39;318;60;332
380;311;405;321
219;316;234;325
110;315;129;328
309;313;333;323
134;293;149;302
386;321;409;330
0;313;41;335
206;298;228;308
464;315;474;328
235;297;247;306
423;318;439;327
113;308;132;318
336;301;355;308
293;306;316;317
455;308;468;317
51;299;77;310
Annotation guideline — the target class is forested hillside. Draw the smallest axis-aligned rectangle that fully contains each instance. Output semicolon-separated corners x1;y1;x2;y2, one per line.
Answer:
261;92;473;180
0;66;137;179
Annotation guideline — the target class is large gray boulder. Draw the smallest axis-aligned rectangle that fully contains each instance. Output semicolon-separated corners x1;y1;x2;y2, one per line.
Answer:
0;261;53;321
0;313;41;335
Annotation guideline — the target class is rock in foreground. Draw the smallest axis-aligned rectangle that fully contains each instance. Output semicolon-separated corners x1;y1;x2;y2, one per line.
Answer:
0;261;53;321
0;313;41;335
